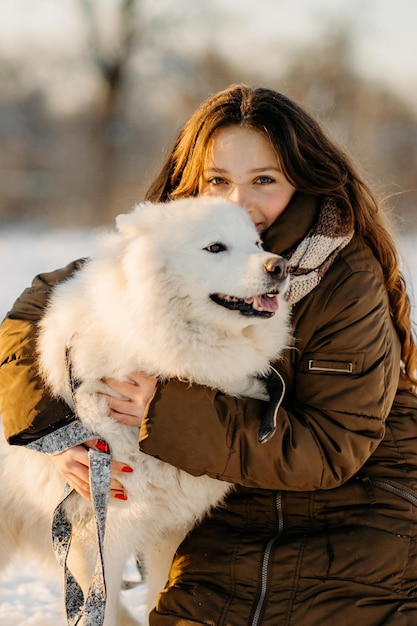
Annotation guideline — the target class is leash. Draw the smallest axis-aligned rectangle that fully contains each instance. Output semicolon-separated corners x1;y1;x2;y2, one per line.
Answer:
52;448;111;625
49;346;112;625
28;345;143;624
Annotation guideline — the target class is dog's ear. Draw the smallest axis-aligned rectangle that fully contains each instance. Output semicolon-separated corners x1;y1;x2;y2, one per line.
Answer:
115;202;151;237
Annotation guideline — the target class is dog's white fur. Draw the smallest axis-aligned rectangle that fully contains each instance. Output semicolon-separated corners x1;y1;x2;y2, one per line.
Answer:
0;197;290;625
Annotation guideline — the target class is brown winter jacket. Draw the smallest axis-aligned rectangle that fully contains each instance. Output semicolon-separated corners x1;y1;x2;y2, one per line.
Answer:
1;192;417;625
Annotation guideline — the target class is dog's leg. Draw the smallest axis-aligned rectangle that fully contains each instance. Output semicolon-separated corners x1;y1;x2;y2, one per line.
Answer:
66;523;98;624
66;536;125;626
103;561;126;626
64;516;139;626
0;446;61;580
102;547;134;625
144;528;186;623
0;510;16;575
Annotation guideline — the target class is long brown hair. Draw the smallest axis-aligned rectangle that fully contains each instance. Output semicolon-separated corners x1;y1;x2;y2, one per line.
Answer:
145;84;416;385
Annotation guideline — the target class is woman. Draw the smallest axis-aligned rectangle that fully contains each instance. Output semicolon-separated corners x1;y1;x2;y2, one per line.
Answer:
1;84;417;625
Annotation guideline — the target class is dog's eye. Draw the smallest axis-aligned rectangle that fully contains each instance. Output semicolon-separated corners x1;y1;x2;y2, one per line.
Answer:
256;240;262;249
204;242;228;253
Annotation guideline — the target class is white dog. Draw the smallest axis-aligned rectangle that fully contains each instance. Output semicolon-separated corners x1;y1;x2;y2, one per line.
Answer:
0;197;290;625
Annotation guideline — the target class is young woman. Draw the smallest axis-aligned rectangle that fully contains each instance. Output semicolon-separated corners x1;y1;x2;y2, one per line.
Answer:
1;84;417;625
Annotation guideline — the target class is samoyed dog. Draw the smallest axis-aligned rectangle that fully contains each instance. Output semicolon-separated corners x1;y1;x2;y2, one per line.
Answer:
0;197;290;625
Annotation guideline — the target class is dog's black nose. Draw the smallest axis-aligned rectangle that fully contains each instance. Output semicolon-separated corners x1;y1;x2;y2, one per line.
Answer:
264;256;288;279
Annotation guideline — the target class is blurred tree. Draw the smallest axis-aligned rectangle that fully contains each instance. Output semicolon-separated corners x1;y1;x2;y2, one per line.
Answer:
80;0;137;121
0;5;415;230
78;0;138;223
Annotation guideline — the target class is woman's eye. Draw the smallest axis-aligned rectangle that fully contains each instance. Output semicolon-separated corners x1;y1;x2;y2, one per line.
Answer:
255;175;274;184
208;177;227;186
204;242;228;253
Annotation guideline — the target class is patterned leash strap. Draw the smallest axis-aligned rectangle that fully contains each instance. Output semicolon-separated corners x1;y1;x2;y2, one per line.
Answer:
83;447;111;624
52;484;85;625
52;448;111;625
49;342;143;623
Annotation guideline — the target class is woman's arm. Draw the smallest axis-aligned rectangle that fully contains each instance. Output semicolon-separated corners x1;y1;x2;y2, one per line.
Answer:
0;260;85;444
139;260;401;491
0;259;134;501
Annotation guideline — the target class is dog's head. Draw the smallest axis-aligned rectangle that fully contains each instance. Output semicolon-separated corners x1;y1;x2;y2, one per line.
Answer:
115;197;289;333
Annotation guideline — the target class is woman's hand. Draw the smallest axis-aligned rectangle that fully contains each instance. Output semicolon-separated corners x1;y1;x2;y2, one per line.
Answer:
50;372;157;502
100;371;158;428
50;439;133;502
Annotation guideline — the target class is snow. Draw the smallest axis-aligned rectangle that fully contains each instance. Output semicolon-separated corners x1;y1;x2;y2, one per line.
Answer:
0;554;146;625
0;224;416;624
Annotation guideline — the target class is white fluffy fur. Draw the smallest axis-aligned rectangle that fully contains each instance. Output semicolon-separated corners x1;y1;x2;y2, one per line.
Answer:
0;197;290;625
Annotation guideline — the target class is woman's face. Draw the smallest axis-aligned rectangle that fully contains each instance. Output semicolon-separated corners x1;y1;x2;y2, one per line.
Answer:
199;125;296;233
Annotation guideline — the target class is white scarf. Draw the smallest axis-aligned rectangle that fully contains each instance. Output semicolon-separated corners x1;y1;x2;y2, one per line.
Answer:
284;197;354;306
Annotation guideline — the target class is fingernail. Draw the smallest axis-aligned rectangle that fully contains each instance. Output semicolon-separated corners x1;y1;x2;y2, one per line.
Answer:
122;465;133;473
115;492;128;501
96;440;110;453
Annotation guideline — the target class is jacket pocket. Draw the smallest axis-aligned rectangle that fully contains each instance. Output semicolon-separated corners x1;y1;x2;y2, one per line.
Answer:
299;351;364;375
367;477;417;508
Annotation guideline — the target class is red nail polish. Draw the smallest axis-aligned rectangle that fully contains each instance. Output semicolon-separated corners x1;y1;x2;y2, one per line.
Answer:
115;492;128;500
96;440;110;453
122;465;133;473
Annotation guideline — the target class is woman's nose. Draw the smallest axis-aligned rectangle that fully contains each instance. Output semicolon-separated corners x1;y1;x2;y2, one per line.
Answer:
229;184;250;209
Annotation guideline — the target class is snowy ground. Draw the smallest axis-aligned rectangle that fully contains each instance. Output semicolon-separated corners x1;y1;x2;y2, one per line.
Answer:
0;555;145;626
0;224;416;624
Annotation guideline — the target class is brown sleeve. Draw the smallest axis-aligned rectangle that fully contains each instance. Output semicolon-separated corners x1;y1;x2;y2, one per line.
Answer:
0;260;85;444
139;266;400;491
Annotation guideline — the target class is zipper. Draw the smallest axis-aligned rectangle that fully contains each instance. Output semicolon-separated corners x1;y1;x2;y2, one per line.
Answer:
367;477;417;507
250;491;284;626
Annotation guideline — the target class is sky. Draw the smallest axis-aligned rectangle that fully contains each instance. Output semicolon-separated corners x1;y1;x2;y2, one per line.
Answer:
0;0;416;113
211;0;417;85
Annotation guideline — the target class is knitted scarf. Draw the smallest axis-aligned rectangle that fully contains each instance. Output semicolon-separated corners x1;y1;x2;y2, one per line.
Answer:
284;197;354;306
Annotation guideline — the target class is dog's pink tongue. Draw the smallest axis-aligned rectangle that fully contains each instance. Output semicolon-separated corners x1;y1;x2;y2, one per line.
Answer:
246;295;279;312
